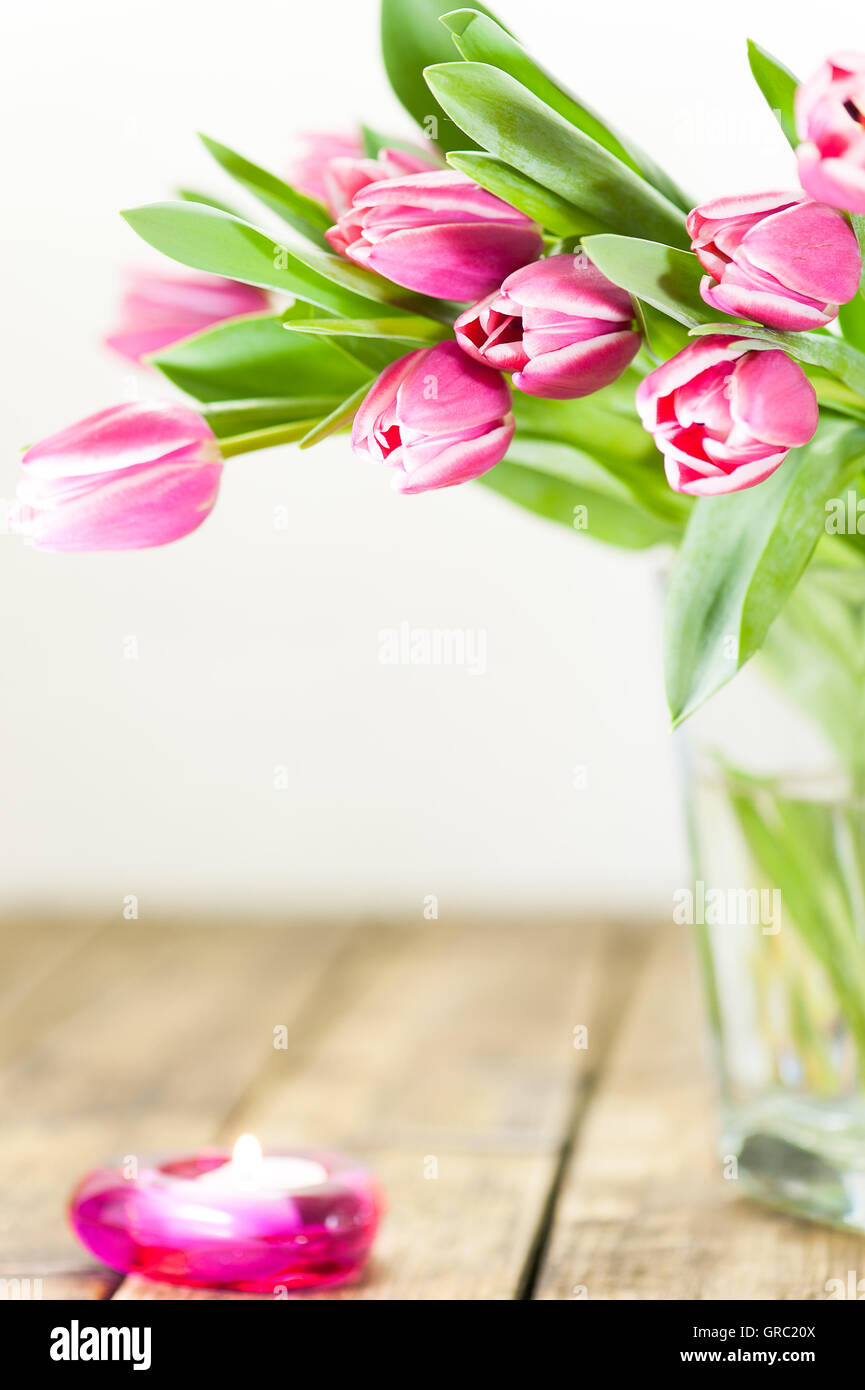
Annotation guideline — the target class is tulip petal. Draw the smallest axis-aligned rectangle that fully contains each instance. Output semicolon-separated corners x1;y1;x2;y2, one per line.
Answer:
741;201;861;302
522;316;631;354
351;351;422;460
687;196;797;280
106;272;268;363
689;191;801;223
637;336;814;496
672;362;734;433
514;329;639;399
13;458;222;551
322;148;431;217
289;130;364;204
502;255;633;321
120;271;267;320
106;326;209;361
329;167;542;301
797;146;865;213
394;418;514;493
22;401;219;479
454;296;529;371
795;53;865;215
359;223;543;301
666;449;787;495
635;337;750;430
352;169;531;222
351;343;514;494
729;349;818;447
396;342;512;433
700;276;834;331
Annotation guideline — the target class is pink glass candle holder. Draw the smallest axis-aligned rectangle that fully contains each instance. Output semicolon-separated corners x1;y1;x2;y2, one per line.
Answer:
68;1137;383;1293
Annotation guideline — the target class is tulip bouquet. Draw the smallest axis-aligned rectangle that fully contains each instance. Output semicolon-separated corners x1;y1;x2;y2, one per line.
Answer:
15;4;865;1223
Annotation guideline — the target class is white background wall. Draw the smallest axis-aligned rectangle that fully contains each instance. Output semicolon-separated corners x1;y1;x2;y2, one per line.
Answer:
1;0;857;919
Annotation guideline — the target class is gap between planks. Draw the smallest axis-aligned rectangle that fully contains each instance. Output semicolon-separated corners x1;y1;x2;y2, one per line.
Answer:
532;922;865;1300
110;917;649;1301
0;916;649;1302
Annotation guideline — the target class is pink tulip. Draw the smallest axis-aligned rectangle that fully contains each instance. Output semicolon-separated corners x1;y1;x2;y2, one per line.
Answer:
10;401;222;551
351;341;514;493
290;132;433;217
454;254;640;399
636;336;818;496
318;147;433;219
106;270;270;363
289;130;365;205
796;52;865;213
327;170;544;301
687;192;861;330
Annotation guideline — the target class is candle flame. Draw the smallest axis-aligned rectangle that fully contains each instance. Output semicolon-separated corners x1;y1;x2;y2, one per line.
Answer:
231;1133;262;1178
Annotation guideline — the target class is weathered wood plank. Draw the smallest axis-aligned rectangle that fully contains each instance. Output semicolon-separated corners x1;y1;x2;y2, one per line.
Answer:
0;921;352;1276
0;916;110;1013
533;923;865;1300
116;918;647;1300
218;919;644;1154
115;1154;555;1302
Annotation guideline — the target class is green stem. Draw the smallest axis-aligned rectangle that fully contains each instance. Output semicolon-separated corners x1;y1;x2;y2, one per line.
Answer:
217;421;320;457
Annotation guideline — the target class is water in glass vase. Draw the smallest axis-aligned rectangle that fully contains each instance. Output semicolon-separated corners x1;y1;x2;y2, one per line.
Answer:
682;562;865;1230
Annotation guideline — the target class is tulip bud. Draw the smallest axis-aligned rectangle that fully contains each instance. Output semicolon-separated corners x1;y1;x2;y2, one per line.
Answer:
10;402;222;550
319;147;434;219
636;336;818;495
106;270;269;363
796;52;865;214
288;130;365;205
687;193;861;330
454;254;640;399
351;341;514;494
327;170;544;301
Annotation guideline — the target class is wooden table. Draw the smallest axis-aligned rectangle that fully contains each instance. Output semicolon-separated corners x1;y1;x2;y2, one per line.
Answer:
1;915;863;1301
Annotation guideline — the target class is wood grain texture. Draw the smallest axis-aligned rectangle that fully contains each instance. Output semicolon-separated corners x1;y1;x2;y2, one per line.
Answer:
532;923;865;1300
0;915;109;1014
115;1155;554;1302
114;918;645;1300
5;915;863;1301
0;918;351;1277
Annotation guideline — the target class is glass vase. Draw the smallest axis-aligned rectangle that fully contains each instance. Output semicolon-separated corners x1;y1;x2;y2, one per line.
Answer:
683;562;865;1229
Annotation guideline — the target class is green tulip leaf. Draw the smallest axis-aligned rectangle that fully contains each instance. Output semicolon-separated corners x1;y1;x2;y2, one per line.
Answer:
217;420;326;457
299;384;372;449
508;434;686;528
513;387;690;526
121;201;422;318
447;151;602;234
198;135;333;249
283;314;448;347
664;417;865;727
360;125;433;160
479;446;679;548
746;39;799;149
381;0;505;153
582;235;716;327
150;312;369;403
442;9;690;211
202;398;340;439
176;188;242;216
424;63;689;247
690;321;865;402
839;215;865;353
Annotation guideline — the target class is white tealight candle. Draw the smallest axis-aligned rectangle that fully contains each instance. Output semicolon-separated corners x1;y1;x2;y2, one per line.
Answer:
195;1134;328;1197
